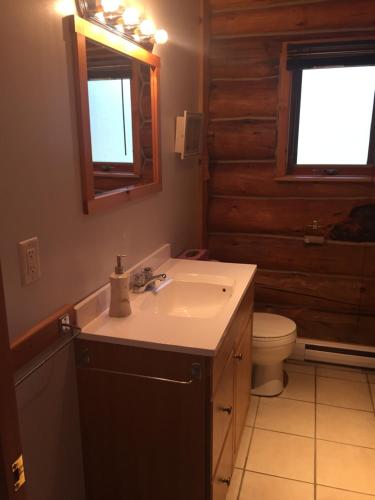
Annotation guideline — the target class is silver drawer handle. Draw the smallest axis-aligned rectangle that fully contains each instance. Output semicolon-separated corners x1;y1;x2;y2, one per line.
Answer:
220;406;232;415
219;476;231;486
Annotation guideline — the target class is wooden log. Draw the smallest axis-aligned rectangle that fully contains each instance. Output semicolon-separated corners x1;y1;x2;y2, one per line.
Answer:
356;316;375;345
208;233;368;276
360;278;375;315
141;122;152;148
211;0;375;38
209;163;375;198
208;121;276;160
256;303;365;344
210;0;333;12
255;269;361;313
209;79;278;119
363;246;375;277
142;84;151;119
210;39;281;79
208;197;371;236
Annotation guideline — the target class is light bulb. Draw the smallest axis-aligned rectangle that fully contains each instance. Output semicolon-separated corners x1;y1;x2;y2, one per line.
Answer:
123;7;140;26
155;29;168;45
139;19;155;36
95;11;105;22
54;0;75;15
101;0;121;13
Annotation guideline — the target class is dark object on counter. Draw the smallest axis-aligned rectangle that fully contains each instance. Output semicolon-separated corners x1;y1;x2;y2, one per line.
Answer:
330;204;375;242
178;248;210;260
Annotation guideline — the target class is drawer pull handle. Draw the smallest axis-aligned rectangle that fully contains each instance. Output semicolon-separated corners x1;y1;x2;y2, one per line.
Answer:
219;476;231;486
234;353;243;360
221;406;232;415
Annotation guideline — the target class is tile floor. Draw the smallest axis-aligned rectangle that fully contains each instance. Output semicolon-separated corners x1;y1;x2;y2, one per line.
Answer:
227;361;375;500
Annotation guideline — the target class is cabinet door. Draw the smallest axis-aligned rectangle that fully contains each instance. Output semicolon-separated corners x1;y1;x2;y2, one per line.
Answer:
77;367;207;500
234;318;252;454
212;424;233;500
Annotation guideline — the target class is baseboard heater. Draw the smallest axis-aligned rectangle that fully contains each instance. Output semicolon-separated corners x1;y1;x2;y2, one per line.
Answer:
290;338;375;370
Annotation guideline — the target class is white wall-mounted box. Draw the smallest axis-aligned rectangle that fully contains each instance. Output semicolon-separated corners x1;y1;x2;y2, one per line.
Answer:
175;111;203;160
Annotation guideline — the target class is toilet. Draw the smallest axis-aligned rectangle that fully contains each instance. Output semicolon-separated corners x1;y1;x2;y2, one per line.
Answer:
251;313;297;396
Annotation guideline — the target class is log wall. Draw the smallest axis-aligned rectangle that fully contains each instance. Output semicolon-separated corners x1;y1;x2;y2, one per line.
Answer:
206;0;375;345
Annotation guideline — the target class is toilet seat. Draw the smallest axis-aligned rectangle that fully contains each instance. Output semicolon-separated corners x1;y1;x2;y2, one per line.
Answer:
253;313;297;346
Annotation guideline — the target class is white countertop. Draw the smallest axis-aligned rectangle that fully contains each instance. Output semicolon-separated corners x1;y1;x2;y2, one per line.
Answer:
77;253;256;356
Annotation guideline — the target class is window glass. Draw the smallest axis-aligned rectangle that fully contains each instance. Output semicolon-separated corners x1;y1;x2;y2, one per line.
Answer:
297;66;375;165
88;79;133;163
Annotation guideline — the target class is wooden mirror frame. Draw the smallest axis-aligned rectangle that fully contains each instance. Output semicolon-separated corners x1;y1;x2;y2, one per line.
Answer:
68;16;161;214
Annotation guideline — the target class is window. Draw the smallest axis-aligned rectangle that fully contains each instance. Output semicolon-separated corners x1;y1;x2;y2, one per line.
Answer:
278;39;375;178
88;78;134;164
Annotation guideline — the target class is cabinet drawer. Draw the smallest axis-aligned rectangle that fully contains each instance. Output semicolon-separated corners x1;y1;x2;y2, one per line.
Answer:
212;356;234;474
212;424;233;500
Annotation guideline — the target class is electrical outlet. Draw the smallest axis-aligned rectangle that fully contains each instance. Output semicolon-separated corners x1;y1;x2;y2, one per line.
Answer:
18;237;41;286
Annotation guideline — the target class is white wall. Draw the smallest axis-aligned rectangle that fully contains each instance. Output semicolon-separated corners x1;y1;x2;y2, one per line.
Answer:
0;1;201;498
0;0;201;341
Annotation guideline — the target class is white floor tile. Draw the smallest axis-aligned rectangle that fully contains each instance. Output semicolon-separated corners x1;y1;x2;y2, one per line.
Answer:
246;429;314;483
317;485;375;500
316;366;367;383
246;395;259;427
316;404;375;448
317;377;373;411
279;371;315;402
317;440;375;495
285;361;316;375
235;427;252;469
226;468;242;500
256;397;315;437
239;471;314;500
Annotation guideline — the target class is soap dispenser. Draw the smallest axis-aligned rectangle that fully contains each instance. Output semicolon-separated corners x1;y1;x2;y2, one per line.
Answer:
109;255;132;318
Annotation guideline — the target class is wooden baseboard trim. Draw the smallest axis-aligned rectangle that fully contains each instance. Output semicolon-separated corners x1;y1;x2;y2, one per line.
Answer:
11;304;76;372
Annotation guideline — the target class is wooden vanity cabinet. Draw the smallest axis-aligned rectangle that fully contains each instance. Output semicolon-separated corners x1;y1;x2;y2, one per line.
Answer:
75;283;254;500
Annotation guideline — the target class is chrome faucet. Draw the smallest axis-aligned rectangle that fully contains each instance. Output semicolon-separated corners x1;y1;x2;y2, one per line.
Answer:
132;267;167;293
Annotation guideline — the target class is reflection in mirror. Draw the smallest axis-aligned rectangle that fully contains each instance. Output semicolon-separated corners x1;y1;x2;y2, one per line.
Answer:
68;16;161;214
86;39;154;194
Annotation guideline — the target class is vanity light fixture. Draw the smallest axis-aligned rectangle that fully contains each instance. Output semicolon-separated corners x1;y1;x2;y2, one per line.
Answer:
90;0;168;45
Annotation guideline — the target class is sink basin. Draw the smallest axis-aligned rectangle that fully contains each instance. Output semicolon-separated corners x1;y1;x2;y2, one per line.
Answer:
137;273;234;319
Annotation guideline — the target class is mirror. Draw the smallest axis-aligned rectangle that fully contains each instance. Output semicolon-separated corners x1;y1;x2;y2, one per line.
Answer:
68;16;161;213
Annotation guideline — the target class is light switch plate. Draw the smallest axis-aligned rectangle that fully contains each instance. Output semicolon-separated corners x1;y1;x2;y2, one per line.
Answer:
18;237;41;286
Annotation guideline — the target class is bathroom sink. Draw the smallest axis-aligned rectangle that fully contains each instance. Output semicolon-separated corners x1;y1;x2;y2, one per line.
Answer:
137;273;234;319
76;247;257;354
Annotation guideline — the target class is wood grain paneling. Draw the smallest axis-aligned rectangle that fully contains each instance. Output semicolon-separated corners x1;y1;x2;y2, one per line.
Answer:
209;163;374;197
206;0;375;346
211;0;375;38
363;246;375;277
255;269;362;313
256;303;363;344
360;278;375;315
210;0;333;11
208;197;369;236
208;121;276;160
210;39;281;79
208;233;368;276
210;79;278;119
356;316;375;345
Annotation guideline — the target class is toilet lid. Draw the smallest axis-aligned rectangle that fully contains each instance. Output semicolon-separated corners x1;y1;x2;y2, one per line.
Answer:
253;313;297;340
